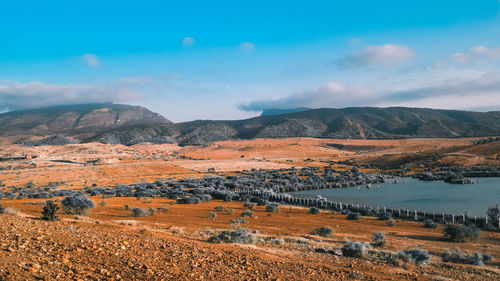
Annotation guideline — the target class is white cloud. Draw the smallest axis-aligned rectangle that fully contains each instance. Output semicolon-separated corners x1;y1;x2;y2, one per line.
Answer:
182;37;195;46
240;72;500;112
452;46;500;64
82;53;101;67
239;82;372;111
337;44;415;68
239;42;255;51
0;81;143;110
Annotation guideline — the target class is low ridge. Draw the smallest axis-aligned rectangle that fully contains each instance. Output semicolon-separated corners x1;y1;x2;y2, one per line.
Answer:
2;105;499;146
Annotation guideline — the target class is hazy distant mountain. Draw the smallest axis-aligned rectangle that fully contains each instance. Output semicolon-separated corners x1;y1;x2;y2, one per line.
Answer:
2;104;500;146
260;107;311;116
177;107;500;145
0;103;171;137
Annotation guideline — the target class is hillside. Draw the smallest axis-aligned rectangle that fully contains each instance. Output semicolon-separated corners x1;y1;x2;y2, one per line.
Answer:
2;105;500;146
0;103;171;137
176;107;500;145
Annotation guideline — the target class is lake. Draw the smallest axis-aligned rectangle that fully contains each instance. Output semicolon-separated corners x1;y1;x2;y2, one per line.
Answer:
289;177;500;216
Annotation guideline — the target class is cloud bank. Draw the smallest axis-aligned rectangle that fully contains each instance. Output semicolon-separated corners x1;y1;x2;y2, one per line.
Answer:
337;44;415;68
240;82;372;111
452;46;500;64
0;81;143;111
240;73;500;112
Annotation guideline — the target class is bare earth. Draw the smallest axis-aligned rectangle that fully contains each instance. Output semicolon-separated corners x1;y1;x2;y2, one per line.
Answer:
0;138;499;280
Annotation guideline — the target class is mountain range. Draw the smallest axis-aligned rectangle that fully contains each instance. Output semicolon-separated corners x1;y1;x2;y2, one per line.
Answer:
1;104;499;146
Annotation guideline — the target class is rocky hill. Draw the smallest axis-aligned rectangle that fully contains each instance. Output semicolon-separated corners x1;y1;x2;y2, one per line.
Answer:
0;103;171;137
176;107;500;145
2;105;500;146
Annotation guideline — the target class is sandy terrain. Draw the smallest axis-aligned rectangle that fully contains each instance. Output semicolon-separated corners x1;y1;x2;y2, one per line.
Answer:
1;197;499;280
1;137;497;188
0;137;499;280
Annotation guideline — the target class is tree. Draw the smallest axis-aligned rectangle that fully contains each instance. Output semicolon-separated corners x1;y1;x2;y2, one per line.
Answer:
41;200;60;221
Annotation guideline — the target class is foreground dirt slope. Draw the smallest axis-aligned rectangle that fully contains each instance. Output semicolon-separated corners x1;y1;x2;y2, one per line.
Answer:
1;198;499;281
0;215;403;281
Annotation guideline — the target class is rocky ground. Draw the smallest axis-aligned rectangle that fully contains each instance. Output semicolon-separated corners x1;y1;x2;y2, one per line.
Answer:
0;198;499;280
0;138;499;280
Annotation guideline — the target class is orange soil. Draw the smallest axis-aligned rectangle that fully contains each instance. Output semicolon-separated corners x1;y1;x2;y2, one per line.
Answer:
1;137;496;188
2;197;499;280
0;138;499;280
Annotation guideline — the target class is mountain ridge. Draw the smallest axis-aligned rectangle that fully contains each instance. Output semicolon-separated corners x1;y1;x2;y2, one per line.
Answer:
2;104;500;146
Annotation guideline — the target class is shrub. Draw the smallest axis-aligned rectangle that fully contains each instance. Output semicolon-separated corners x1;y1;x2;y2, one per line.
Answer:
231;217;247;224
372;232;386;247
309;207;320;214
177;197;201;204
0;200;4;214
378;212;392;220
61;194;95;215
347;212;361;221
397;249;431;265
443;224;480;242
243;202;257;210
229;228;255;244
423;219;438;228
208;228;255;244
441;248;493;266
241;210;254;218
214;205;227;212
124;205;130;210
3;207;19;216
157;206;169;212
209;212;217;218
132;208;147;217
483;253;493;264
100;201;107;207
342;241;371;258
312;226;334;238
487;205;499;227
266;203;280;213
41;200;60;221
147;208;156;216
386;218;395;226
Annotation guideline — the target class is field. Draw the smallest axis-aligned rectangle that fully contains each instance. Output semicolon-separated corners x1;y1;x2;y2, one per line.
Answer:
0;137;499;280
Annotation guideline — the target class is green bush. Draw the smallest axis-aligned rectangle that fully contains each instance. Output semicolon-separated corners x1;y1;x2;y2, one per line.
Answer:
342;241;371;258
309;207;320;214
132;208;147;217
266;203;280;213
423;219;438;228
397;249;431;265
61;194;95;215
443;224;480;242
372;232;386;247
441;248;493;266
312;226;334;238
208;228;255;244
241;210;254;218
41;200;60;221
347;212;361;221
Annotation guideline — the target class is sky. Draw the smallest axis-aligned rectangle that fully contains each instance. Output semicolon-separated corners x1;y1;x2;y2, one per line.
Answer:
1;0;500;122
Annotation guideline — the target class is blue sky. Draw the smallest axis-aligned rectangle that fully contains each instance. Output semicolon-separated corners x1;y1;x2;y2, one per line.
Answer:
1;1;500;121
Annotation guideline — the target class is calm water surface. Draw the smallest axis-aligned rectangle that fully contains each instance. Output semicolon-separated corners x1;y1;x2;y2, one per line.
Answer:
290;177;500;216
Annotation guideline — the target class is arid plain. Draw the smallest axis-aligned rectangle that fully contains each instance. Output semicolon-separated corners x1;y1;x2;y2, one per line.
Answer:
0;137;499;280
